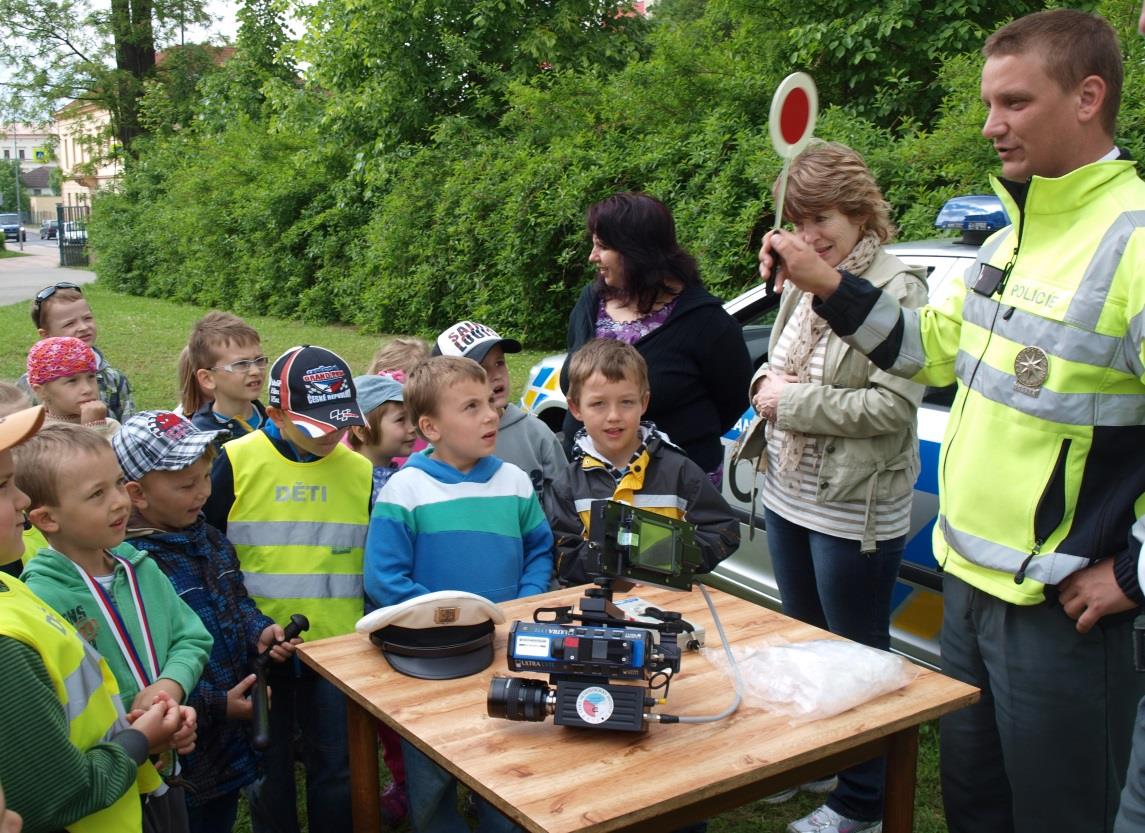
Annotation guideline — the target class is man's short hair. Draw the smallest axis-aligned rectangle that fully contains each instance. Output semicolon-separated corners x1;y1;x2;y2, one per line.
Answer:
14;423;113;509
404;357;488;435
567;339;650;404
984;9;1122;136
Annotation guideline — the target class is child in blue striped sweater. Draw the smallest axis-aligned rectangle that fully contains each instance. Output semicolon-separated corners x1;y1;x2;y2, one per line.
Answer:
364;356;552;833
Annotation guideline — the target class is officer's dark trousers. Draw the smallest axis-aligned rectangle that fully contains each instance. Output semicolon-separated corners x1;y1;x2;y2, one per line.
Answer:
1115;694;1145;833
940;574;1143;833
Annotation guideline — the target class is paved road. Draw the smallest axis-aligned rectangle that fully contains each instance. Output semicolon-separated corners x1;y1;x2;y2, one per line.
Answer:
0;236;96;306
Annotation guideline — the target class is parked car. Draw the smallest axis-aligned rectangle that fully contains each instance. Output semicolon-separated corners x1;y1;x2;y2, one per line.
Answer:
61;221;88;243
39;219;58;239
519;196;1008;668
0;214;25;242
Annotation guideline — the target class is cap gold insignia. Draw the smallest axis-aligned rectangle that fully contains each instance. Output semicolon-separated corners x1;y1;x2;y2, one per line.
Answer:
1014;346;1049;397
434;606;461;625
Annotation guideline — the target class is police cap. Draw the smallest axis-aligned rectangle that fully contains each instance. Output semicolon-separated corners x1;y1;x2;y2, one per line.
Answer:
356;591;506;680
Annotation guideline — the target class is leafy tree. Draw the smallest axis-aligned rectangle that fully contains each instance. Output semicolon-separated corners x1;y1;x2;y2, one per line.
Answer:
0;161;31;216
0;0;211;152
296;0;651;152
92;0;1145;347
750;0;1074;129
193;0;299;130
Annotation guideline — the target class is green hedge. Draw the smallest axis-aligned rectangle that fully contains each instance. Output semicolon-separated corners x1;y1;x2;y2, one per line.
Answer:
91;0;1145;349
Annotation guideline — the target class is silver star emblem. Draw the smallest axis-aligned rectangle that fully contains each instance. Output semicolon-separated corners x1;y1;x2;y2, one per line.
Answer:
1014;346;1049;388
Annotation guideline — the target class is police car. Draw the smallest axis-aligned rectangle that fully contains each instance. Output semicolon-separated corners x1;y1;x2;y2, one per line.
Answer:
521;196;1007;669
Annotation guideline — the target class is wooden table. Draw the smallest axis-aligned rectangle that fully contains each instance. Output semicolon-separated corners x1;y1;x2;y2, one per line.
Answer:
298;585;977;833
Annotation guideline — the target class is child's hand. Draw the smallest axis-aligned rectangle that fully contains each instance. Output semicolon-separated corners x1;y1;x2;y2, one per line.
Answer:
226;674;259;721
258;623;302;663
127;700;181;755
131;679;185;711
79;399;108;424
171;705;197;755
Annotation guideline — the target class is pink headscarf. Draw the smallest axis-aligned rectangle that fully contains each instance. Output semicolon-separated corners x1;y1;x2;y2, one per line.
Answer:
27;336;98;386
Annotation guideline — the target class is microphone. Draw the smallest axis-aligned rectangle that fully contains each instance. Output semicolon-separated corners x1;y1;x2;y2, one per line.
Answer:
22;513;30;531
251;614;310;750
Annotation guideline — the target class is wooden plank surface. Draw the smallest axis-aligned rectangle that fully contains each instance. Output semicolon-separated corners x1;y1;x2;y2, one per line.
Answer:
299;585;977;833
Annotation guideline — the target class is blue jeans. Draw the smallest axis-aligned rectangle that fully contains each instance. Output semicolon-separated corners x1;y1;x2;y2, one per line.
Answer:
401;739;522;833
247;661;352;833
764;507;905;822
187;790;240;833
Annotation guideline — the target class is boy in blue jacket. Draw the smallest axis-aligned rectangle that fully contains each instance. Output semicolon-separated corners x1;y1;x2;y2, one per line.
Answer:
365;356;552;832
114;411;299;833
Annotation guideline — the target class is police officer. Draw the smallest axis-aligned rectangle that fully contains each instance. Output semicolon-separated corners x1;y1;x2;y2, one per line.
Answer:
760;10;1145;833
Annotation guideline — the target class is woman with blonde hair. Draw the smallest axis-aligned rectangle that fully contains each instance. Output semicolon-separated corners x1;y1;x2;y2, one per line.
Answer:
751;142;928;833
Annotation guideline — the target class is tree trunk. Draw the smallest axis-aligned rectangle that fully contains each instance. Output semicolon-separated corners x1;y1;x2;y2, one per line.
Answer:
109;0;156;152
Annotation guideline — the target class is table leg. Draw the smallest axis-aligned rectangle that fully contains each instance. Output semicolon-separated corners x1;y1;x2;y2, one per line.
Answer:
346;698;380;833
882;726;920;833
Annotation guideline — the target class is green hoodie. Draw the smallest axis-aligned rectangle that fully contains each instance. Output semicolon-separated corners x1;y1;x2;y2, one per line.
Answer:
22;542;213;709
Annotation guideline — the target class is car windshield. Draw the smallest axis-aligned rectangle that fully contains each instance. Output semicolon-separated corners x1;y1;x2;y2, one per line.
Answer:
0;214;19;225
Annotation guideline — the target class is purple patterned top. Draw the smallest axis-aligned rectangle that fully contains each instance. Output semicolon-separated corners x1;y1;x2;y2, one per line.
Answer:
594;297;679;344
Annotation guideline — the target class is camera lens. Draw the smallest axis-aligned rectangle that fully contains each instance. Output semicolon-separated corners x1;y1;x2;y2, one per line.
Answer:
487;676;551;722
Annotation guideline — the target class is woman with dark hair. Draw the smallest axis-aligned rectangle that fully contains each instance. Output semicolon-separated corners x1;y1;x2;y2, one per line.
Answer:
559;192;752;483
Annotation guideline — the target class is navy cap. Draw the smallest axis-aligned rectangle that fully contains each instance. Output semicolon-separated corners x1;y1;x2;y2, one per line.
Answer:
268;345;366;438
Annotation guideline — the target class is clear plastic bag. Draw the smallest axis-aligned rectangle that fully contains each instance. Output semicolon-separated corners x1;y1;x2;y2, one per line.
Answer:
702;638;919;722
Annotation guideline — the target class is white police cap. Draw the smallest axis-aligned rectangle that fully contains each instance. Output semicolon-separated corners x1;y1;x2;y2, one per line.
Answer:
356;591;506;680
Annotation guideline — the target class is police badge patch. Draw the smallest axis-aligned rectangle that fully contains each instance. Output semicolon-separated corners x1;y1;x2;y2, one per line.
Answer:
1014;346;1049;397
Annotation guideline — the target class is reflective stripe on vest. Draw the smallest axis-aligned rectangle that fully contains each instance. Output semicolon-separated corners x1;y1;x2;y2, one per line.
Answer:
953;349;1145;425
1065;210;1145;330
889;235;1011;379
0;576;144;833
226;520;367;550
62;644;108;725
227;431;371;641
242;572;364;600
939;515;1091;586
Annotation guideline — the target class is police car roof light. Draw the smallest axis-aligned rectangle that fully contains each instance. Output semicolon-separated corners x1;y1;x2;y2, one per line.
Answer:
934;195;1009;245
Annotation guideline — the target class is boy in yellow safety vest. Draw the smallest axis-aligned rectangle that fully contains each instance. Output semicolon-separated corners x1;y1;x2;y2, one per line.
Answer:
0;406;186;832
203;345;372;833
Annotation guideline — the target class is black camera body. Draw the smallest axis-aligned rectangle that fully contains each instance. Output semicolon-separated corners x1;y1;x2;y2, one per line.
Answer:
584;499;703;591
488;501;697;732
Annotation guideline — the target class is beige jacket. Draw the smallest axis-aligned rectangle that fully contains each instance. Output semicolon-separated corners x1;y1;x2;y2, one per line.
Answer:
748;248;928;550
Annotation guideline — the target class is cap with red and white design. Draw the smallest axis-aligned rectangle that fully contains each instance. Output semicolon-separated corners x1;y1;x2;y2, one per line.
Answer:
268;346;366;438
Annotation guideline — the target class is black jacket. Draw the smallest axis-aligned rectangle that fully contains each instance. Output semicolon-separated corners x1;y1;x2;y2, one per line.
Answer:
545;429;740;586
560;283;752;473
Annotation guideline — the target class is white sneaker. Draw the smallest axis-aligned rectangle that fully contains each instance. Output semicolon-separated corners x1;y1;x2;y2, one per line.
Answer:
764;776;837;805
786;804;882;833
762;786;798;804
801;776;838;794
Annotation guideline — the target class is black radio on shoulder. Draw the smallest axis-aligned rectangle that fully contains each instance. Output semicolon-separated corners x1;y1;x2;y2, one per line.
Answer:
972;263;1007;297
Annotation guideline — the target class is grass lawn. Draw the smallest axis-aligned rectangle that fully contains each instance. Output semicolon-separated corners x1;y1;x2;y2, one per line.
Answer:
0;282;552;407
0;248;29;259
0;282;948;833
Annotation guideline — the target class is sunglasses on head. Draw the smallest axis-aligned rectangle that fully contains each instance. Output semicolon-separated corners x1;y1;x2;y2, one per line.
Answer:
32;282;83;324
